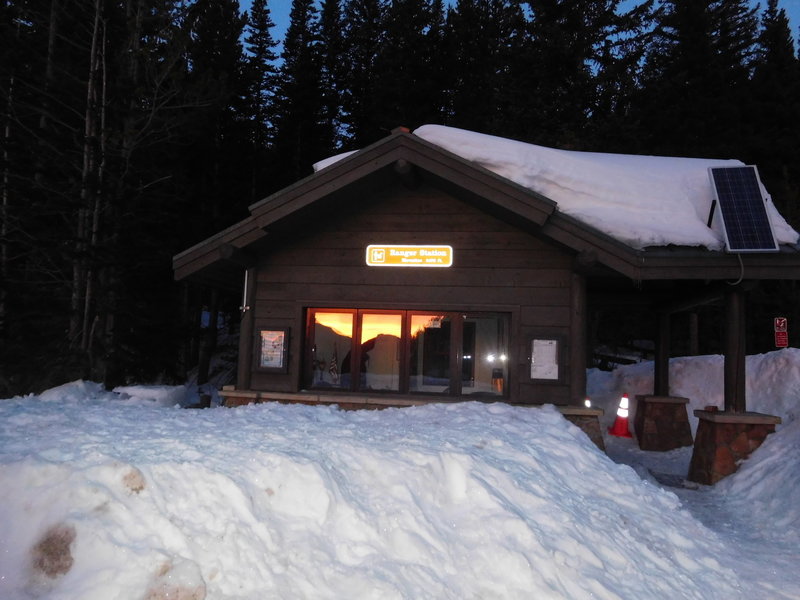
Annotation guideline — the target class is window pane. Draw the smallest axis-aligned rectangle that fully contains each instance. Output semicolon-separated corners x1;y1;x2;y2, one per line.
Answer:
311;312;353;389
463;315;507;396
360;313;402;391
409;314;451;393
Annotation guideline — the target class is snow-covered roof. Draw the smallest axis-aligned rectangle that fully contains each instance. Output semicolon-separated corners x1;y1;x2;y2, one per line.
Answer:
409;125;800;251
179;126;800;288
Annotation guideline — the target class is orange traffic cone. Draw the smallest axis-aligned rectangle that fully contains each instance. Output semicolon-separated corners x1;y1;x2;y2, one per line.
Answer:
608;394;633;438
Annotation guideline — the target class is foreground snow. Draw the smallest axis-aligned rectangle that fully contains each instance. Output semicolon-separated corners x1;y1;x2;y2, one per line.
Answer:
1;350;799;599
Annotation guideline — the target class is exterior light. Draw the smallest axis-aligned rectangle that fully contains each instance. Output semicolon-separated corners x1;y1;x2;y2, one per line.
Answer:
584;398;591;408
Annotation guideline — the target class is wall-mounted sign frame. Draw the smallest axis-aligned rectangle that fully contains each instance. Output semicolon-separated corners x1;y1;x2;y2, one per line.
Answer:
775;316;789;348
529;336;562;382
256;328;289;372
366;245;453;267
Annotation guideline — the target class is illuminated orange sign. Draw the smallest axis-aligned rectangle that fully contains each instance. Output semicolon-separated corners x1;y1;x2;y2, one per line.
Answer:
366;245;453;267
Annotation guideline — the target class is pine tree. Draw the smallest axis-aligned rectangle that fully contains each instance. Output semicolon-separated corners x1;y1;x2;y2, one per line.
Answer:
371;0;445;133
749;0;800;227
243;0;279;200
589;1;657;152
319;0;346;151
444;0;528;137
271;0;329;184
182;0;249;227
427;0;448;123
515;0;641;149
636;0;759;158
340;0;385;147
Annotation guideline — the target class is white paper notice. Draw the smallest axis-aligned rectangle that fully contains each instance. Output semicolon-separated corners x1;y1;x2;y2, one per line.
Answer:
531;339;559;380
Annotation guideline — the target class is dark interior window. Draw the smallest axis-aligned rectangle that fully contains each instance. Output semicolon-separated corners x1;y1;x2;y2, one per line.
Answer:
409;314;451;393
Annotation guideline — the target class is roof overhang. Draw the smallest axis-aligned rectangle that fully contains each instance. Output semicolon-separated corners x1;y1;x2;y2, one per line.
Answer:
173;129;800;289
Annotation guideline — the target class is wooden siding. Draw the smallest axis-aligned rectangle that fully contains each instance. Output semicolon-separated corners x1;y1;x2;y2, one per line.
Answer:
247;182;577;404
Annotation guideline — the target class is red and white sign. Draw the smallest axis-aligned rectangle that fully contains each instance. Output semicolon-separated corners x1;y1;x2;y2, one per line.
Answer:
774;317;789;348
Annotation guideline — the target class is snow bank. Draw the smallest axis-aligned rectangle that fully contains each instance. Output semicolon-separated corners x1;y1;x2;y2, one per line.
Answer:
3;349;800;599
413;125;799;250
112;384;188;407
0;398;748;600
20;379;191;408
715;418;800;544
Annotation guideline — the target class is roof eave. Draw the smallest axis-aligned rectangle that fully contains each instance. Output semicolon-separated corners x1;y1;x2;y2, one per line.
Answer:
173;129;800;286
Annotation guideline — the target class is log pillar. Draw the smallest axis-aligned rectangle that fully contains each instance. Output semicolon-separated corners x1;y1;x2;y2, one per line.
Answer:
569;272;587;404
724;288;746;413
654;312;670;396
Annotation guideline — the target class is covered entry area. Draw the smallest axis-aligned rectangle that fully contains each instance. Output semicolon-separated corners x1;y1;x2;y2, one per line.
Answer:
586;272;790;483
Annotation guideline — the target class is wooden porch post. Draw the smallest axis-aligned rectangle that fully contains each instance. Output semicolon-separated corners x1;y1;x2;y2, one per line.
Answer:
724;288;746;413
654;312;670;396
570;273;587;404
237;267;256;390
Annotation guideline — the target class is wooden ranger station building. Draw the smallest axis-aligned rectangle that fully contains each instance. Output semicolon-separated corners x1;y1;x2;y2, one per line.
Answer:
174;125;800;482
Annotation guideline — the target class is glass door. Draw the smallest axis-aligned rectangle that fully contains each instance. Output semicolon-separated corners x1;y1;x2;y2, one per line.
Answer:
408;314;452;393
462;314;508;397
359;312;403;391
308;310;354;390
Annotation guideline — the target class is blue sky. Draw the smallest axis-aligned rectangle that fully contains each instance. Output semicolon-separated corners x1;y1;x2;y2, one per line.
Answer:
247;0;800;51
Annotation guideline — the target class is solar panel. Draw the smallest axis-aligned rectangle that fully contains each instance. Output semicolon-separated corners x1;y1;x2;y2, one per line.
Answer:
708;166;779;253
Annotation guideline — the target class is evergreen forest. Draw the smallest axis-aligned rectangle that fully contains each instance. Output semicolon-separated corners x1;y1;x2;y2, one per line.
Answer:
2;0;799;395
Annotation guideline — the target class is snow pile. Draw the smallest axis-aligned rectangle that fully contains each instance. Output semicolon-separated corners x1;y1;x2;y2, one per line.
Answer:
591;349;800;561
715;418;800;544
587;348;800;435
0;395;746;599
413;124;800;250
2;348;800;599
34;379;190;407
112;384;189;407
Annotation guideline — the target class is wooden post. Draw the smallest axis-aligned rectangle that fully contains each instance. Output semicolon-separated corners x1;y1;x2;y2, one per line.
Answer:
237;267;256;390
570;273;587;404
654;312;670;396
724;288;746;413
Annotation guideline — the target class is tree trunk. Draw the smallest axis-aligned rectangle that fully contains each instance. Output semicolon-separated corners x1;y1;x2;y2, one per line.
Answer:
71;0;106;365
83;11;109;357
